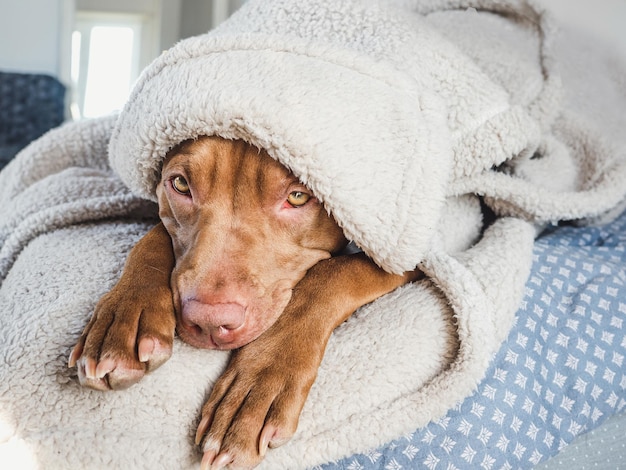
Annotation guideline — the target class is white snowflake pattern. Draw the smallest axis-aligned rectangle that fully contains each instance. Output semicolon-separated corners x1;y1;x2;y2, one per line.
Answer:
440;436;456;454
564;354;579;370
423;452;439;470
603;367;616;384
436;416;451;429
460;445;476;464
346;460;364;470
514;372;528;389
529;450;544;465
504;349;518;365
591;407;604;422
565;318;579;331
558;267;571;278
573;377;588;394
512;442;527;460
493;368;508;383
421;430;436;445
606;391;620;407
591;311;603;325
402;444;418;461
496;435;509;453
482;385;497;400
511;416;523;433
491;408;506;426
526;423;540;441
601;331;615;346
471;403;485;419
384;458;402;470
553;372;567;388
480;454;496;470
560;396;575;413
503;391;517;408
585;361;598;376
612;351;624;367
556;333;570;348
458;419;473;436
365;449;382;464
546;349;559;365
567;420;584;436
477;427;492;446
522;397;534;414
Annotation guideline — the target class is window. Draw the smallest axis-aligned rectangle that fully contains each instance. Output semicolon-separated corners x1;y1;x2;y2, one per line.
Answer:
71;13;143;119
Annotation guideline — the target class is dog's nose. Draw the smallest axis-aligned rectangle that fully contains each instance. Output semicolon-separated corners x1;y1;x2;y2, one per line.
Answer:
181;299;246;335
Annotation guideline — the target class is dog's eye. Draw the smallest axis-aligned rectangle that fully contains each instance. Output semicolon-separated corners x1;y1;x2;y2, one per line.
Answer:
172;176;190;195
287;191;310;207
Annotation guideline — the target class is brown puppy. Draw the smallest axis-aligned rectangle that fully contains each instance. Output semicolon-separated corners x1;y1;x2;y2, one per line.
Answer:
69;136;420;469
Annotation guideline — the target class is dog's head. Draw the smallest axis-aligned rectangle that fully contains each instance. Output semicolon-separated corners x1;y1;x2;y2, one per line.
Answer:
156;136;347;350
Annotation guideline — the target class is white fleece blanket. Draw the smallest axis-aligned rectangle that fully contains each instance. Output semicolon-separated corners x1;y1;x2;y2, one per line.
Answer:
1;0;626;468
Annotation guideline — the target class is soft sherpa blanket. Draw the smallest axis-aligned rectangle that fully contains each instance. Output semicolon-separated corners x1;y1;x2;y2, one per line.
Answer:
1;0;626;468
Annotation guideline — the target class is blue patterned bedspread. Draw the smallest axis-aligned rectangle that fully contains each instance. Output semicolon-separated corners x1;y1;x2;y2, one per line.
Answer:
317;210;626;470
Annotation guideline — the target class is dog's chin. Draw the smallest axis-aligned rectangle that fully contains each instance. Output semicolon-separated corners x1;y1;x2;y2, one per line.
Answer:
176;324;260;350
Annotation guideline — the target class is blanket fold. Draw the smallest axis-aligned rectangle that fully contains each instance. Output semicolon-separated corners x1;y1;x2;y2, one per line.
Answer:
1;0;626;468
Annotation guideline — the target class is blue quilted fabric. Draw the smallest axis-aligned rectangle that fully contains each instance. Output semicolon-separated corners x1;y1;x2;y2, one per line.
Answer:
317;210;626;470
0;71;66;168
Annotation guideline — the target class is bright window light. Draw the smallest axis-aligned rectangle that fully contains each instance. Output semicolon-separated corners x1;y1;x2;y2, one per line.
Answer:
71;13;144;120
82;26;135;118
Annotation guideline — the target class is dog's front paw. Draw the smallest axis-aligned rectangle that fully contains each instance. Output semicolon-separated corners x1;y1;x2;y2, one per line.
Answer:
68;283;176;391
195;323;323;470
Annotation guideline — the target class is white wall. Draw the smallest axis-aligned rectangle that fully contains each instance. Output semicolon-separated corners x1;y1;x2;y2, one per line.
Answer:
0;0;624;79
0;0;67;76
179;0;247;39
0;0;180;80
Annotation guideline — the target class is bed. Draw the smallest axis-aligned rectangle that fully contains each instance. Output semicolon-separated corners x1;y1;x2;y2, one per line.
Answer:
319;210;626;469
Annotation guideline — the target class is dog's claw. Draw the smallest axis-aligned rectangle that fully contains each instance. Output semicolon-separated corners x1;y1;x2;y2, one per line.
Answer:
259;425;275;457
68;343;83;368
83;357;98;379
138;336;154;363
211;452;233;470
95;358;116;379
200;449;216;470
196;415;212;446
